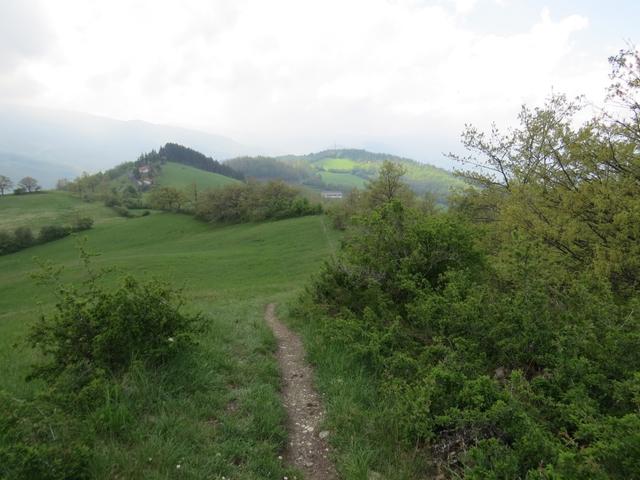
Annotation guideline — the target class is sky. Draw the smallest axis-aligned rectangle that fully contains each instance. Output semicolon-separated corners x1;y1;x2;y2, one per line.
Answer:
0;0;637;167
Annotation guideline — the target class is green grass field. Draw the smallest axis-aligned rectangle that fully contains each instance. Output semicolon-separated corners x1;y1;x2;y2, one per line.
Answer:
157;162;241;191
0;202;339;479
0;191;121;231
319;171;368;189
316;157;362;171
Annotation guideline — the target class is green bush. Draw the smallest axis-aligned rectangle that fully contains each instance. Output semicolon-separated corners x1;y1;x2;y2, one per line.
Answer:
13;226;34;248
29;254;203;385
39;225;70;243
112;205;132;217
195;180;322;223
71;216;94;232
0;230;17;254
304;200;640;478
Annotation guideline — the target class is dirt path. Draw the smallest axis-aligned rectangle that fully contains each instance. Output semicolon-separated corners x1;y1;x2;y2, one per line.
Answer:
265;303;338;480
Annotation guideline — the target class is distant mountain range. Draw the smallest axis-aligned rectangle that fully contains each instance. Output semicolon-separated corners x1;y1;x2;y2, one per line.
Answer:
0;106;463;197
0;105;247;187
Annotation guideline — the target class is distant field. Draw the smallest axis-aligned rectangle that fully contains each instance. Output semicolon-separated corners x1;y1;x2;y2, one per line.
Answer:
319;171;368;189
157;161;241;191
316;157;362;171
0;191;120;231
0;210;338;479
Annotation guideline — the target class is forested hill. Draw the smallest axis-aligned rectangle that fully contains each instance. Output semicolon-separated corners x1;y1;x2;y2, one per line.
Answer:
226;148;465;199
278;148;418;164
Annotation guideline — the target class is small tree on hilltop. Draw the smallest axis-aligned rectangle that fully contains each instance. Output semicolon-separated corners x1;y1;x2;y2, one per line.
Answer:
18;176;40;193
0;175;12;196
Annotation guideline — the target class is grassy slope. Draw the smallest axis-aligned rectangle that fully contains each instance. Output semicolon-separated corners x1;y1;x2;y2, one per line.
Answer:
316;157;361;171
0;209;339;479
157;161;241;191
310;154;465;195
319;171;368;189
0;191;120;231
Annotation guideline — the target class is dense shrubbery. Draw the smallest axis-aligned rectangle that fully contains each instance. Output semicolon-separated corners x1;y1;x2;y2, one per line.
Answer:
299;49;640;478
0;217;93;255
0;246;202;479
195;180;322;223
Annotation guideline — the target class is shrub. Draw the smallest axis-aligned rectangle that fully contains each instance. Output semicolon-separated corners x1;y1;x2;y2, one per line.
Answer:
0;230;17;254
39;225;70;243
71;216;94;232
112;205;132;217
195;180;321;223
29;255;202;384
13;226;34;248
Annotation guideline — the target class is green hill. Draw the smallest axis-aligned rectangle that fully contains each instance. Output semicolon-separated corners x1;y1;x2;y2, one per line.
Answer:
226;148;465;199
0;210;337;478
156;161;241;191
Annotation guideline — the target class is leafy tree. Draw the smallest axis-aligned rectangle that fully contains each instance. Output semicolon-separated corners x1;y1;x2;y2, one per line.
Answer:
365;161;413;208
148;186;186;212
18;176;40;193
55;178;70;190
0;175;12;195
195;180;321;223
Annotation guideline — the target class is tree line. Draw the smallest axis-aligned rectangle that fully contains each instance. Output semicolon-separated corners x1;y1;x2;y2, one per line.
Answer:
0;176;42;195
0;216;93;256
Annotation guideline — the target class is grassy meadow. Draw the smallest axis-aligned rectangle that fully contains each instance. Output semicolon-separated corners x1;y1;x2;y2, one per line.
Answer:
0;194;339;479
319;171;368;189
157;161;241;191
0;191;120;231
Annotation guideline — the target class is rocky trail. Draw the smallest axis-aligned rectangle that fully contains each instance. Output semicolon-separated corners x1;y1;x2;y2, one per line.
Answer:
264;303;338;480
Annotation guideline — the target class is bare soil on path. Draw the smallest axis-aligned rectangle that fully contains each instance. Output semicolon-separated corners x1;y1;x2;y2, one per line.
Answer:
265;303;338;480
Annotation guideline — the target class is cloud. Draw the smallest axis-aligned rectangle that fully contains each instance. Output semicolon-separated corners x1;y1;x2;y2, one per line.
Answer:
4;0;610;164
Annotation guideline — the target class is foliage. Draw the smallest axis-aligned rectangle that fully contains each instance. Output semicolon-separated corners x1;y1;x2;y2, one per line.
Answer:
38;225;70;243
148;185;187;212
29;250;202;384
0;244;203;479
195;180;322;223
18;176;41;193
300;49;640;478
0;174;13;195
0;216;94;256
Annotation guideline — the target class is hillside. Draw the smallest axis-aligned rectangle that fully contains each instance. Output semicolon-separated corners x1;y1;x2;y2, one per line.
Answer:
227;148;465;199
0;207;337;478
0;191;120;231
156;162;242;190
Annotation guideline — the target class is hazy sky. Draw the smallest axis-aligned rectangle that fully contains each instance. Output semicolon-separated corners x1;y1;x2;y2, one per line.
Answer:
1;0;637;166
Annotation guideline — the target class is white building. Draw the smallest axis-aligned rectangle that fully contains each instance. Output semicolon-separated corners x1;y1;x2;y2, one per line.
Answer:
321;191;343;199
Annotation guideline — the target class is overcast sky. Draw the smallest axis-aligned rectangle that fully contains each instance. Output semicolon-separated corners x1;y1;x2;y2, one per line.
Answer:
0;0;637;166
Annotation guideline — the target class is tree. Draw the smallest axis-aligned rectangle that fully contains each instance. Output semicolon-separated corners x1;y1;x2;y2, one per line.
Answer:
365;161;413;208
148;186;186;212
55;178;70;190
18;176;40;193
0;175;12;196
